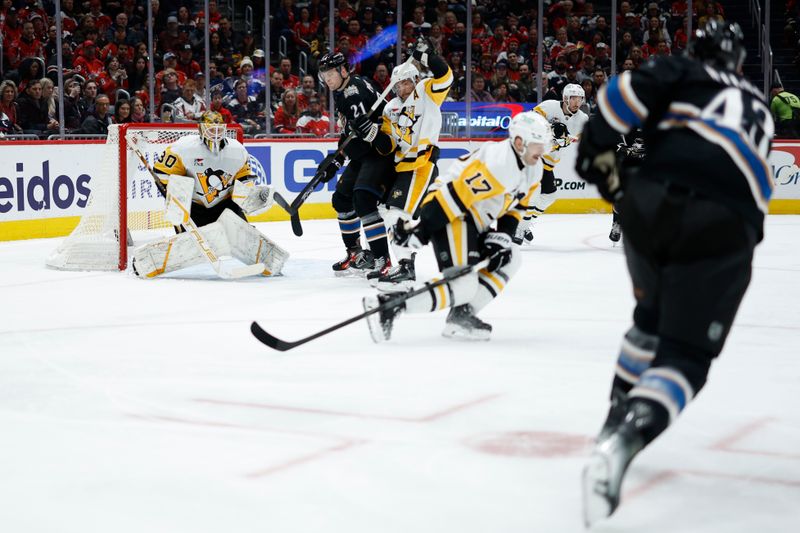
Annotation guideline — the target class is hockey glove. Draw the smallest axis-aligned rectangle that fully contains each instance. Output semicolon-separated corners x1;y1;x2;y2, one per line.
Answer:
552;121;570;147
482;231;513;272
411;38;431;68
575;129;622;203
393;219;430;250
318;152;345;183
352;114;379;143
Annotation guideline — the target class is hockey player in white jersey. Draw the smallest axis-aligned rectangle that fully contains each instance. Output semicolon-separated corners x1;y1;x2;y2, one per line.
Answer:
515;84;588;245
362;111;551;342
351;39;453;290
131;111;288;278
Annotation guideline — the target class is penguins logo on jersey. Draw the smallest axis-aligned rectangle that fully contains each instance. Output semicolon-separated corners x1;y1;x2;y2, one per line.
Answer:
393;106;421;146
198;168;233;203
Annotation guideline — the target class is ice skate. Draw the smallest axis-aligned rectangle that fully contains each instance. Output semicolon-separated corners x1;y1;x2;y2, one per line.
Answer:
609;222;621;244
366;256;393;285
332;246;363;276
363;293;405;342
374;258;416;292
442;304;492;340
582;423;643;528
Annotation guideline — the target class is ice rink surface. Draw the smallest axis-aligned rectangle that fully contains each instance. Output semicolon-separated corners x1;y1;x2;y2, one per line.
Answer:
1;214;798;533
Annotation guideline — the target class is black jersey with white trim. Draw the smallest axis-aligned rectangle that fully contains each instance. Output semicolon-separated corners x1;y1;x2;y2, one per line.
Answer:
588;55;774;238
333;75;386;159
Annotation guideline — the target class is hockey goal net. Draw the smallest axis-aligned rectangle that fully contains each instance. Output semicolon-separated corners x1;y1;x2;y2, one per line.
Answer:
46;122;244;271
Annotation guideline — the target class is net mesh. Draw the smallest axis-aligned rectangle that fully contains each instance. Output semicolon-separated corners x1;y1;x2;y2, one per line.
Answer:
45;123;240;271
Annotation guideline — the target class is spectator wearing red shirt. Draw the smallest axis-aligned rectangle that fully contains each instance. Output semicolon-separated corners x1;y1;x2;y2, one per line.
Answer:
471;11;490;40
195;0;222;31
344;18;367;51
296;96;331;136
372;63;391;92
156;53;188;92
278;58;300;89
175;43;201;80
295;75;317;111
475;52;495;82
86;0;113;36
10;21;45;69
209;89;234;124
547;0;574;31
0;80;22;134
159;15;184;55
335;0;356;22
73;41;105;79
483;24;509;59
293;7;319;50
17;0;46;26
96;55;129;103
273;89;300;134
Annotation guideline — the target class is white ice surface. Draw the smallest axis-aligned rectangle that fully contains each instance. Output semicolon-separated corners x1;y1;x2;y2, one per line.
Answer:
1;215;798;533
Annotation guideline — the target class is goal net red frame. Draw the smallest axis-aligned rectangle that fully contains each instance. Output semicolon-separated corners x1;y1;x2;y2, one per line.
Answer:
46;122;244;271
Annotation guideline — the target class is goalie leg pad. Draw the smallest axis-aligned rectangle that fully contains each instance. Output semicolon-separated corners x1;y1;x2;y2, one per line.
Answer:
218;208;290;275
132;222;229;278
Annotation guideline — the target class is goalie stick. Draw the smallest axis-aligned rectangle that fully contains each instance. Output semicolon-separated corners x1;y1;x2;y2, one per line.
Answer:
128;139;266;279
284;56;416;237
250;258;490;351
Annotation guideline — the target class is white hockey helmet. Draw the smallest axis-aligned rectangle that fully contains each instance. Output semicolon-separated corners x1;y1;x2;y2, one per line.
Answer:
391;62;420;94
198;110;227;153
562;83;585;107
507;111;552;164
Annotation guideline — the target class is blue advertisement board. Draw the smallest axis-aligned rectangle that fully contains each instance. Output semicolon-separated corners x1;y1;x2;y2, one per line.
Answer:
441;102;537;137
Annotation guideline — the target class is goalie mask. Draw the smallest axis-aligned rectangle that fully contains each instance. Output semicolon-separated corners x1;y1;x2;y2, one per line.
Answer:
199;111;227;154
508;111;552;166
391;62;420;99
562;83;585;114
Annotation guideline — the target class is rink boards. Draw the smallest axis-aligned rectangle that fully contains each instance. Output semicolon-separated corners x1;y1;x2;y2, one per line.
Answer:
1;138;799;241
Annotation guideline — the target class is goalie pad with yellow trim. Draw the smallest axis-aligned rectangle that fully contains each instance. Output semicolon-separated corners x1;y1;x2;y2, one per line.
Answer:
164;175;195;225
132;209;289;278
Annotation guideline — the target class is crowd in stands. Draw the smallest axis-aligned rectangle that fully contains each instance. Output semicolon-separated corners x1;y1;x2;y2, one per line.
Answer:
0;0;730;138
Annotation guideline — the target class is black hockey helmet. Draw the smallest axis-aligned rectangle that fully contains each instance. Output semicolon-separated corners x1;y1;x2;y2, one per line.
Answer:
318;52;347;73
687;19;746;72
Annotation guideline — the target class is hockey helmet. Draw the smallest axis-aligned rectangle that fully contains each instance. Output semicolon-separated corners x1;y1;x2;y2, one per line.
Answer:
318;52;349;89
391;62;420;95
198;110;227;153
508;111;552;164
562;83;585;108
687;19;746;72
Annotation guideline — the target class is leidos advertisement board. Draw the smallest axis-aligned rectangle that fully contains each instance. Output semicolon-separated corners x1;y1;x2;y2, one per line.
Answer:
1;139;799;241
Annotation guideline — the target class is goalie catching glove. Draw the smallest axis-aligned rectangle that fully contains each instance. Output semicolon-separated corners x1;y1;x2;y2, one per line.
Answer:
232;179;274;215
575;126;623;203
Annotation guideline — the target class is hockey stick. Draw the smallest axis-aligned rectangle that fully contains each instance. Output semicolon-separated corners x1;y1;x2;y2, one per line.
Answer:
272;190;304;237
129;142;266;279
251;258;490;351
285;56;416;236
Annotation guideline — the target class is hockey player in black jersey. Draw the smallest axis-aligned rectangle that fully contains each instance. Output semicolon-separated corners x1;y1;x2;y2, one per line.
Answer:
575;20;774;526
609;131;645;243
316;52;396;276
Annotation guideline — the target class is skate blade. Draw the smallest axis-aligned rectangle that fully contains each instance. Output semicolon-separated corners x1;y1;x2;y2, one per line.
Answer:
582;453;615;528
377;279;415;293
441;324;491;341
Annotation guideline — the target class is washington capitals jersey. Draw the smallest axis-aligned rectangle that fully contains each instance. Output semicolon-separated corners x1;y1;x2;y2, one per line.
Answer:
379;65;453;172
333;75;385;159
533;99;588;171
153;135;252;208
422;139;543;233
592;55;774;235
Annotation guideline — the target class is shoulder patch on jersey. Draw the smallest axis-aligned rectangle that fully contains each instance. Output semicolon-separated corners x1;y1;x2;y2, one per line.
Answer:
344;85;359;98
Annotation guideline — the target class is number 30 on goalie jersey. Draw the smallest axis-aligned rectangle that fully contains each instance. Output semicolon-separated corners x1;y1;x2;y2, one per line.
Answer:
153;135;253;208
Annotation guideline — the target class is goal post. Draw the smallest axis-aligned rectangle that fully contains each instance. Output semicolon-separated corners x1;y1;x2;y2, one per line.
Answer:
45;122;244;271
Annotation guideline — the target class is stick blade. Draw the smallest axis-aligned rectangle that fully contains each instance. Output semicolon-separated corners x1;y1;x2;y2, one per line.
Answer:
289;213;304;236
250;321;295;351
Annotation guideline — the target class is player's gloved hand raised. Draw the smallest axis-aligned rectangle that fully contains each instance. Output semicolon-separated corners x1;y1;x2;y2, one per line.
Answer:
393;220;429;250
552;121;570;147
482;231;513;272
352;114;379;143
575;128;622;203
411;38;431;68
318;152;345;183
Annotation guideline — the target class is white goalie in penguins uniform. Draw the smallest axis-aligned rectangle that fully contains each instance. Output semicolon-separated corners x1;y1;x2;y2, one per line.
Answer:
362;111;551;341
515;83;588;244
132;111;289;278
